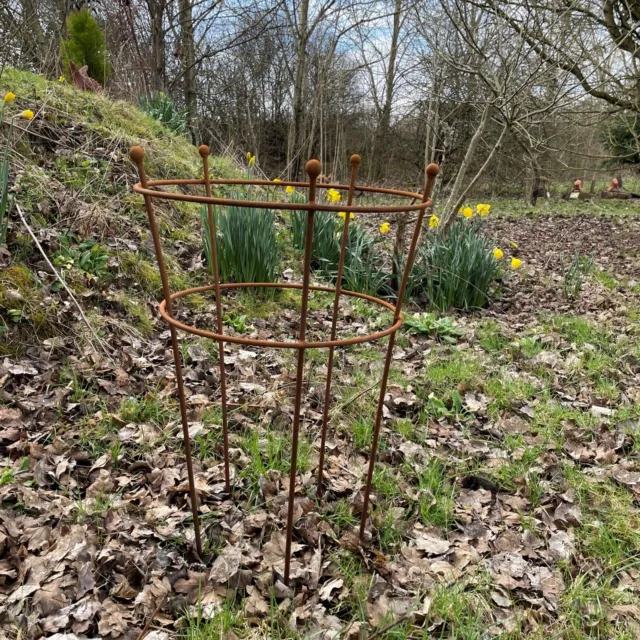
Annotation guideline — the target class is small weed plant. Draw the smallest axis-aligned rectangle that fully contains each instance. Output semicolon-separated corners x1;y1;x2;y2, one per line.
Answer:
52;237;109;279
404;312;463;343
561;250;594;300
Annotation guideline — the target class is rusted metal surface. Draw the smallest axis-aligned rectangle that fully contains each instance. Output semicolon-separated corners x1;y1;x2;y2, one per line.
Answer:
317;154;360;498
129;146;204;558
200;146;231;493
284;158;320;585
133;179;433;214
129;144;440;585
158;283;401;349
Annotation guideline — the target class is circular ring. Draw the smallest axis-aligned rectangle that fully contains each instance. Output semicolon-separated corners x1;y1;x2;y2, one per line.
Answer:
133;179;432;214
159;283;402;349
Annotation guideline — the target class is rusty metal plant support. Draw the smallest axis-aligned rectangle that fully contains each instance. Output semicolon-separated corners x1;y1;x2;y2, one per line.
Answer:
130;145;439;585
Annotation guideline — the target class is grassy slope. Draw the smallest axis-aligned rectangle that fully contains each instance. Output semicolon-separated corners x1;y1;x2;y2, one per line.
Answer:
0;68;237;353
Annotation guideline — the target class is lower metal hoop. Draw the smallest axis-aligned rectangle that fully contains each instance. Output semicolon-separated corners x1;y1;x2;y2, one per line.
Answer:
158;282;403;349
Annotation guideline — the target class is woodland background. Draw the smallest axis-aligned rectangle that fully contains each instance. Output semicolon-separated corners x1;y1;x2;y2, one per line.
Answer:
3;0;640;202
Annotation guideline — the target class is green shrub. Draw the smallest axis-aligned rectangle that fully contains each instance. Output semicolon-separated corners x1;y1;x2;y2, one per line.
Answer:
408;220;501;310
340;226;389;296
291;210;340;273
138;92;188;135
290;211;388;295
61;9;110;85
201;200;279;290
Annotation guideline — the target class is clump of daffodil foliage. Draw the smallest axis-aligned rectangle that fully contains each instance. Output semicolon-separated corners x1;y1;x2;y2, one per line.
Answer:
288;186;390;296
407;207;515;310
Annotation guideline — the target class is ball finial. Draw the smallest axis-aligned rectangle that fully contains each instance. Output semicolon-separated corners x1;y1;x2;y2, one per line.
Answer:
199;145;210;158
129;146;145;164
305;159;322;179
426;163;440;178
350;154;361;166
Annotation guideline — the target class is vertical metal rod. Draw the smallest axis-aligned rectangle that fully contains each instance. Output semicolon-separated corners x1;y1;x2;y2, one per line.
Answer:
200;145;231;493
284;158;322;585
129;146;203;557
316;154;361;498
359;163;440;541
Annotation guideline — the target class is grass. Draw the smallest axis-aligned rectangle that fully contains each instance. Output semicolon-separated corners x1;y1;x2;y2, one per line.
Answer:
415;458;455;530
476;319;510;352
239;428;313;502
420;350;483;402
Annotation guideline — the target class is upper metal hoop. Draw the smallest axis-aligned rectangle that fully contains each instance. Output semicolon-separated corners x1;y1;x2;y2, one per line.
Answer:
133;178;433;213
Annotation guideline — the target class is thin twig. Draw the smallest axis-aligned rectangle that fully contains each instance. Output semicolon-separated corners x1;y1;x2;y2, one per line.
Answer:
137;597;165;640
334;377;382;412
15;203;113;360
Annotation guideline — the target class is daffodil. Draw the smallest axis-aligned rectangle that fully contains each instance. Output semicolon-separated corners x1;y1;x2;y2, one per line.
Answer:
246;151;252;161
273;178;282;183
380;222;391;234
477;203;491;216
338;211;354;220
511;257;522;269
460;207;473;219
493;248;504;260
249;155;256;167
20;110;34;120
429;214;440;228
286;186;295;194
327;188;341;203
3;92;15;103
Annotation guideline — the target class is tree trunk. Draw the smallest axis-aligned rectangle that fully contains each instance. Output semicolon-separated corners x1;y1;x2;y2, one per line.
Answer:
372;0;402;182
179;0;197;142
150;0;166;92
288;0;310;180
20;0;47;71
441;104;491;227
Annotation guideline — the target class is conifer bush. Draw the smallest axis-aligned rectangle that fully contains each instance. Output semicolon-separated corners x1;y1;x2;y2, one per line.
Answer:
61;9;110;85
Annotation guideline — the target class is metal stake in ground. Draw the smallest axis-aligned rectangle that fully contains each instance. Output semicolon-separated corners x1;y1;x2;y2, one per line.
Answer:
130;146;204;557
284;158;321;586
317;154;361;497
359;162;440;541
200;145;231;493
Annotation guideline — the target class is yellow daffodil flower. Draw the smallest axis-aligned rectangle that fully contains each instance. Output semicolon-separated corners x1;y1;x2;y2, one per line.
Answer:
4;92;15;103
338;211;354;220
327;188;341;203
493;248;504;260
286;186;295;194
429;214;440;228
380;222;391;234
273;178;282;183
461;207;473;219
20;110;34;120
249;155;256;167
246;151;252;161
477;203;491;216
511;257;522;269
